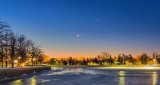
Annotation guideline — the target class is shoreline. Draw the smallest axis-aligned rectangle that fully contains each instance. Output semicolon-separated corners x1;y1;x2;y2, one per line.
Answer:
0;66;51;81
50;65;160;70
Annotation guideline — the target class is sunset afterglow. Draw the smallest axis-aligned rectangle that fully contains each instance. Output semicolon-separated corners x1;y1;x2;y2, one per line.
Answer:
0;0;160;58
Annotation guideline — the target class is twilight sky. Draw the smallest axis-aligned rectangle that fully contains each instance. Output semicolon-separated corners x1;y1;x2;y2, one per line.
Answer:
0;0;160;57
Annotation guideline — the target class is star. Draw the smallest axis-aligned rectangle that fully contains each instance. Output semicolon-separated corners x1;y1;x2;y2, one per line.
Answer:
76;34;80;37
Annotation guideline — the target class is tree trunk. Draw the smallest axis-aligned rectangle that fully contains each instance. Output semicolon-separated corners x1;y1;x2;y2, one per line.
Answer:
5;60;7;68
11;56;14;68
1;47;4;67
11;46;15;68
1;53;3;67
5;51;7;68
32;57;33;67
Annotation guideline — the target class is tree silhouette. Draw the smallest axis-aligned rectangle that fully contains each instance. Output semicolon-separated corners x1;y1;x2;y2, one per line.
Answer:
0;21;47;68
140;53;149;65
9;31;17;68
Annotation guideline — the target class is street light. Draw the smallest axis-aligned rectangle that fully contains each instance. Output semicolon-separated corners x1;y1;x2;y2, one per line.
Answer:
33;58;36;66
33;58;36;61
120;54;125;65
153;59;156;65
14;60;18;63
18;57;21;67
18;57;21;59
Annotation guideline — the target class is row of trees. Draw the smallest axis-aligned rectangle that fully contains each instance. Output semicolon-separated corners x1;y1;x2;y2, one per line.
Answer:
0;21;46;68
49;52;160;66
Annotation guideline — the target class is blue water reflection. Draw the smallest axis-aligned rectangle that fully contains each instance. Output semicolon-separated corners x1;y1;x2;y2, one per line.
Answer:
1;67;160;85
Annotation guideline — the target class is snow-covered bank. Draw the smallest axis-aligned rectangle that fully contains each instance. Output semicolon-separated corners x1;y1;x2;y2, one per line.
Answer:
0;66;51;81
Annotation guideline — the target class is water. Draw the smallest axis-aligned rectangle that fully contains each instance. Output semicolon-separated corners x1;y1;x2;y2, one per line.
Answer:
1;67;160;85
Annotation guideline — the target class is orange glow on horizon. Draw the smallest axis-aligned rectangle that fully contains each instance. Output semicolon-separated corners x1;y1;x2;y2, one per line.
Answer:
43;49;141;58
43;49;100;58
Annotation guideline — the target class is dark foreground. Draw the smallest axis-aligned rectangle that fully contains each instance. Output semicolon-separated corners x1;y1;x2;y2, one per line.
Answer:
0;67;160;85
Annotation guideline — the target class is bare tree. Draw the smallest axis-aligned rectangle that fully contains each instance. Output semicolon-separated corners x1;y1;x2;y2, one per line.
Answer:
140;53;150;65
36;49;44;64
0;21;47;68
0;21;10;67
3;28;11;68
8;31;17;68
28;42;41;66
17;34;32;66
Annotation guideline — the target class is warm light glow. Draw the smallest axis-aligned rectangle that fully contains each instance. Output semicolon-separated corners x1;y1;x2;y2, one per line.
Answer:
33;58;36;61
30;76;36;85
14;60;18;63
21;63;25;67
152;72;158;85
119;71;125;85
18;57;21;59
119;71;125;76
11;79;23;85
144;67;157;69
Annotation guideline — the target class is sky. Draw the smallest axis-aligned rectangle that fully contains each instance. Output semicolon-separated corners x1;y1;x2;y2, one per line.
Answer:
0;0;160;58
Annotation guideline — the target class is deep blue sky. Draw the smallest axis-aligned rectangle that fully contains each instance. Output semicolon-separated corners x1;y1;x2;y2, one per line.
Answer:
0;0;160;57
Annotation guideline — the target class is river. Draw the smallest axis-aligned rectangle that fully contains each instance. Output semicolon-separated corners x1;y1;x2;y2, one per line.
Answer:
0;67;160;85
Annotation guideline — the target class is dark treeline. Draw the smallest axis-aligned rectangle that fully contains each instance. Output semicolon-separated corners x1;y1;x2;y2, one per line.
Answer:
0;21;47;68
49;52;160;66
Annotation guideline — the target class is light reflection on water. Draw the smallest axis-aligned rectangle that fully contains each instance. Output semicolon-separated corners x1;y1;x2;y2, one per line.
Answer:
119;71;125;85
117;70;159;85
11;79;23;85
10;76;37;85
152;72;158;85
1;67;160;85
30;76;37;85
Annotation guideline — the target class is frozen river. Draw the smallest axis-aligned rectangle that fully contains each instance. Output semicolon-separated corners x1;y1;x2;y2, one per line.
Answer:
1;67;160;85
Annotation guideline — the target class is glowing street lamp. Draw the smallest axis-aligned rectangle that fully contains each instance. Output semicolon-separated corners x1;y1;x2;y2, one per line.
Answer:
18;57;21;67
120;54;123;57
33;58;36;61
120;54;125;65
14;60;18;63
153;59;156;65
18;57;21;59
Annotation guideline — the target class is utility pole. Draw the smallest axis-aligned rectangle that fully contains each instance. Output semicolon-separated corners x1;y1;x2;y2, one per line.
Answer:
123;55;125;65
121;54;125;65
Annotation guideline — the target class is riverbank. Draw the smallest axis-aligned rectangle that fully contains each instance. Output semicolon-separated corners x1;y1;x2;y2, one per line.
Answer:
1;66;160;85
50;65;160;70
0;66;51;81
